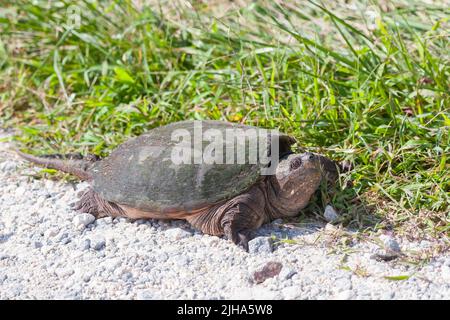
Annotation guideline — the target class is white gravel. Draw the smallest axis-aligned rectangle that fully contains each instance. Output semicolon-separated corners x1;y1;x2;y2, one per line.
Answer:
0;131;449;300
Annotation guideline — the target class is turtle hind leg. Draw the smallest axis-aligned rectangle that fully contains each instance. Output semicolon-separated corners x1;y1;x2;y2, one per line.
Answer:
73;187;125;218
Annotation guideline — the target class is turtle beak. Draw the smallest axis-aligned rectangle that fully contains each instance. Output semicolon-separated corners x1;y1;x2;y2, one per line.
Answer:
315;155;339;182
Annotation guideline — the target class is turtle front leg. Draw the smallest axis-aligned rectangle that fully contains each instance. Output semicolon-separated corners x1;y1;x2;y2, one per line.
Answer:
221;209;255;251
186;184;268;251
220;186;268;251
187;206;256;251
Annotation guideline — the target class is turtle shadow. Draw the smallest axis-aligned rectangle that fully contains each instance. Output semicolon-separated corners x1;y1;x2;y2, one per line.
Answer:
254;221;325;240
250;181;383;246
308;177;383;231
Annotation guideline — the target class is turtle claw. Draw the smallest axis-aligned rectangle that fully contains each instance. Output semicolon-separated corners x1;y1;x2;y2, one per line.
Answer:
222;218;253;252
235;233;249;252
71;200;81;211
230;230;251;252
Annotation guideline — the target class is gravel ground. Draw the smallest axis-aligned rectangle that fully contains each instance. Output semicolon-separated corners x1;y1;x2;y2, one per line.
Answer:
0;131;449;300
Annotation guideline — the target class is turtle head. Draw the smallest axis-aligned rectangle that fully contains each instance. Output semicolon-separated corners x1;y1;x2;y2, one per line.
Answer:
273;152;337;215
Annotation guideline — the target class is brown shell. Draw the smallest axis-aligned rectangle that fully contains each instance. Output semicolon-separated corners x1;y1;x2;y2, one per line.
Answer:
91;120;295;213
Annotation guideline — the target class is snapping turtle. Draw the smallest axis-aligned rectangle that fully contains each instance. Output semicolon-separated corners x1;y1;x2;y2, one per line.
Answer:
17;120;338;250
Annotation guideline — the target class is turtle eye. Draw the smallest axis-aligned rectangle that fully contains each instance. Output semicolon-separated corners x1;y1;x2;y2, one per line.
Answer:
290;157;302;170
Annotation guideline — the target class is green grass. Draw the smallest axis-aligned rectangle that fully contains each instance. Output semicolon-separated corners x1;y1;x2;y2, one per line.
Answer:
0;0;449;239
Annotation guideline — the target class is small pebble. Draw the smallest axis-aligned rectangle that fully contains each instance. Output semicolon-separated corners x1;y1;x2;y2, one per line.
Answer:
252;261;283;284
324;205;339;222
44;228;59;238
33;241;43;249
279;267;297;280
90;236;106;250
79;239;91;251
0;161;17;172
248;237;273;254
380;235;401;253
73;213;95;229
136;290;155;300
165;228;192;240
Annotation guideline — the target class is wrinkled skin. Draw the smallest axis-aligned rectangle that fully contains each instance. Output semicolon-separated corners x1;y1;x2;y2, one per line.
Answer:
17;121;338;251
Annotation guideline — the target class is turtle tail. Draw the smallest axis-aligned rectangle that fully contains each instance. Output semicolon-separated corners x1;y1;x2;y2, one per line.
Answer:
15;150;99;181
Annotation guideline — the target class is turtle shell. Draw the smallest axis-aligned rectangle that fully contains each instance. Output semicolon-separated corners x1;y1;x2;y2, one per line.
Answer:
91;120;295;213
